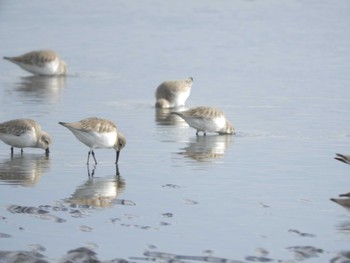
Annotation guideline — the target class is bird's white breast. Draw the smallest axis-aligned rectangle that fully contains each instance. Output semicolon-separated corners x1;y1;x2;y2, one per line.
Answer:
72;130;117;149
173;89;191;107
19;59;60;75
0;128;37;148
186;116;226;132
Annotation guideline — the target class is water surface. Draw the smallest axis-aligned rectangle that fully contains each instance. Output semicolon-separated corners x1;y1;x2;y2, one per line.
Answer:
0;1;350;262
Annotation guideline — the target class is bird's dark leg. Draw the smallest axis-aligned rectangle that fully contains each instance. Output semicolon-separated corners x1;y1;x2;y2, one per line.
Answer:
196;130;199;136
87;150;91;165
203;132;206;136
21;148;23;153
11;147;14;156
91;150;98;165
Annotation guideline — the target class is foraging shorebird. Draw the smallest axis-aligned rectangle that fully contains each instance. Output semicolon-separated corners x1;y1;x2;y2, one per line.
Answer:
4;49;67;76
0;119;51;155
155;77;193;108
335;153;350;164
172;106;235;136
59;117;126;165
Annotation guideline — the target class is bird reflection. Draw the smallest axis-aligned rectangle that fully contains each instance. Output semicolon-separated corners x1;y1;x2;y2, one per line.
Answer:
67;169;126;208
87;164;120;177
331;193;350;235
335;220;350;233
13;75;66;103
87;165;97;177
179;135;233;162
155;107;188;126
331;250;350;262
0;154;50;186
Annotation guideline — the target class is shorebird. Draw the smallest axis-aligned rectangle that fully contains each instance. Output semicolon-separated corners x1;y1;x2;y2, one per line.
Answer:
4;49;67;75
0;119;51;155
172;106;235;135
59;117;126;165
335;153;350;164
155;77;193;108
331;192;350;209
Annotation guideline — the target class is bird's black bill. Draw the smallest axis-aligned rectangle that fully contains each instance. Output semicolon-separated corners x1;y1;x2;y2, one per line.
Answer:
45;148;50;156
115;150;120;164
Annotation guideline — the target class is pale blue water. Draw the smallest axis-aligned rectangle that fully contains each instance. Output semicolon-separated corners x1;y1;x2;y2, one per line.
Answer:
0;1;350;262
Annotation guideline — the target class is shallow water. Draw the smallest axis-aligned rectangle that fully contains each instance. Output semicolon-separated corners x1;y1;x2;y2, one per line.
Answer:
0;1;350;262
